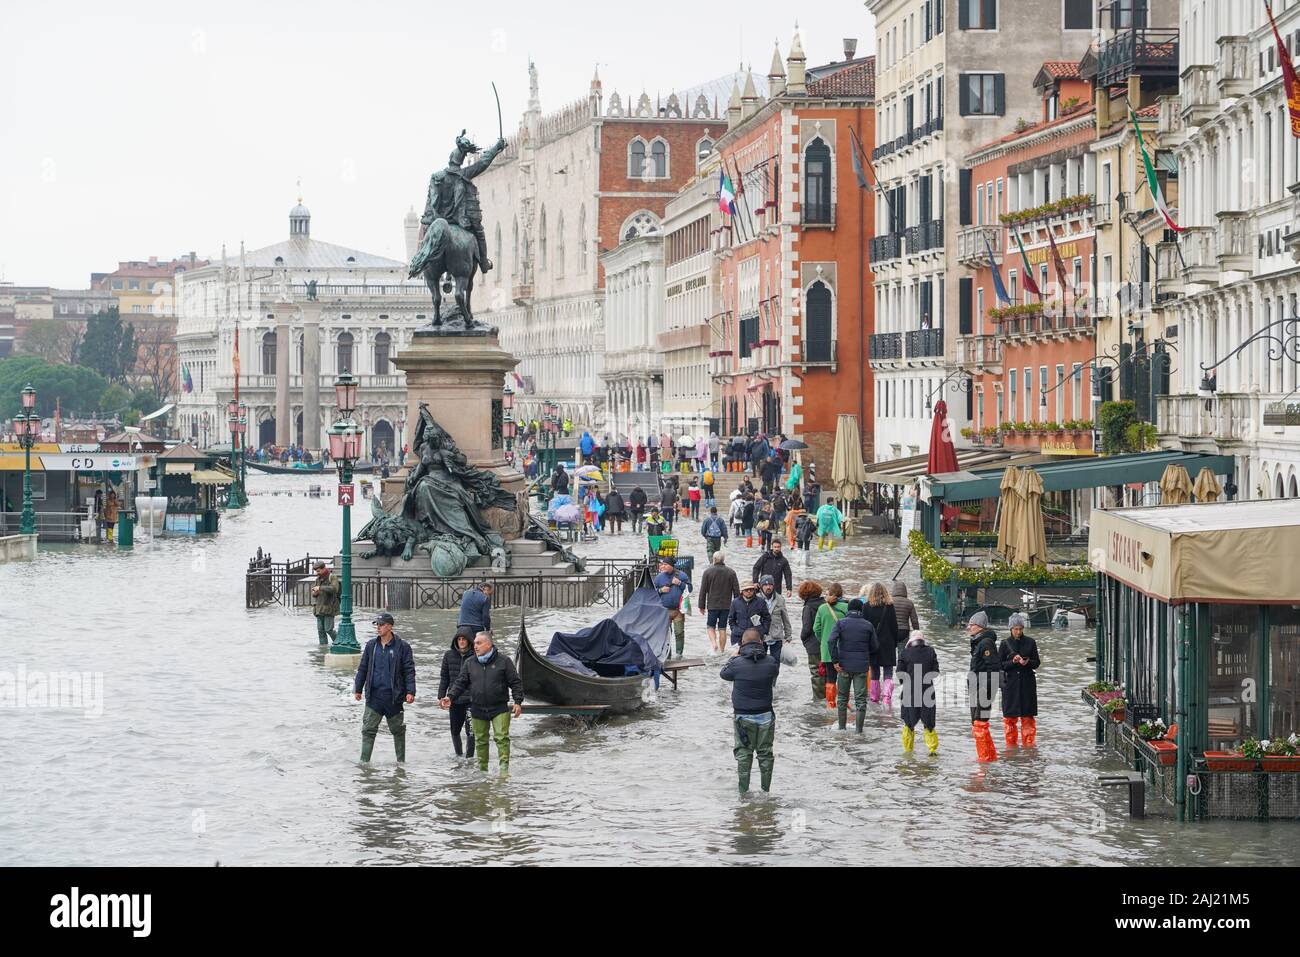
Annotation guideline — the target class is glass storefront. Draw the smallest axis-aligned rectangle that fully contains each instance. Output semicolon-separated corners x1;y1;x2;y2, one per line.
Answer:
1269;605;1300;742
1206;605;1260;751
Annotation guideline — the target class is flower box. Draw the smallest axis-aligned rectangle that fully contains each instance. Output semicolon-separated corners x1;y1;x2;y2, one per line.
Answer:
1140;739;1178;767
1203;751;1258;772
1261;755;1300;772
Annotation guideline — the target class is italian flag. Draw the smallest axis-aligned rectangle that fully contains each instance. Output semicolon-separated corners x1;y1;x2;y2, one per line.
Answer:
1130;105;1183;233
719;171;737;217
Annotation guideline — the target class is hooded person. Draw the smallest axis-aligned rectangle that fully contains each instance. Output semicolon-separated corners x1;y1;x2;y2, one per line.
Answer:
967;610;1001;762
815;497;843;550
719;628;780;794
438;625;478;758
999;612;1042;748
891;580;920;644
897;629;939;755
797;580;828;704
827;597;879;732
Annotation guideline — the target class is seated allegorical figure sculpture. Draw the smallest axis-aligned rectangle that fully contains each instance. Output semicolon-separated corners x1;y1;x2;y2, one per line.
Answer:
356;403;515;572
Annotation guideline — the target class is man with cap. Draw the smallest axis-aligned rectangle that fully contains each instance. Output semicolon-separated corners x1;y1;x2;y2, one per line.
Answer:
653;557;690;658
967;610;1001;762
999;613;1041;748
758;574;792;668
311;561;340;645
719;627;779;794
441;631;523;773
827;598;878;732
353;613;416;762
727;581;771;647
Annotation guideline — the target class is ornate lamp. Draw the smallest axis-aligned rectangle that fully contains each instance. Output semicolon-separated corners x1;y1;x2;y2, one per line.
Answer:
335;372;358;419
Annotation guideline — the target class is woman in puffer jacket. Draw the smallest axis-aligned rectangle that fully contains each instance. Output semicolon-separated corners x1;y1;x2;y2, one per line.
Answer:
860;581;900;705
797;580;827;704
891;581;920;645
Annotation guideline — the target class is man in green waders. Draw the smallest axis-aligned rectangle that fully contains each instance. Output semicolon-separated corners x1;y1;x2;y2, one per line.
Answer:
441;632;524;774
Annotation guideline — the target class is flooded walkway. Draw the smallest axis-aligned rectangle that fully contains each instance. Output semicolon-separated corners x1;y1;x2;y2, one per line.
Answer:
2;473;1294;865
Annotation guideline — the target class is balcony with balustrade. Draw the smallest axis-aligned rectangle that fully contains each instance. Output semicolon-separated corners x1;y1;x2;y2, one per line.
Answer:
1216;211;1252;272
1157;393;1264;445
1180;226;1219;285
869;233;903;267
1097;29;1180;88
709;349;736;383
1216;36;1252;98
869;331;902;363
957;225;1002;267
905;219;944;258
1180;65;1218;127
869;327;944;367
1155;241;1185;301
1156;95;1185;147
955;334;1003;373
904;327;943;359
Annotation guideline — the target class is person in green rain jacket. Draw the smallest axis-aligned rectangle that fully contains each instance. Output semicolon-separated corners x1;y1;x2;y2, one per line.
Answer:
811;582;849;709
815;497;844;550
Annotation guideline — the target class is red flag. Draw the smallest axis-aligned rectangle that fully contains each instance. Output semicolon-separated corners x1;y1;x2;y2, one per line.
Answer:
1267;1;1300;137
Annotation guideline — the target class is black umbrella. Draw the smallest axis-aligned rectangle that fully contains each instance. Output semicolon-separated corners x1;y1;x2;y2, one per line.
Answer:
779;439;809;451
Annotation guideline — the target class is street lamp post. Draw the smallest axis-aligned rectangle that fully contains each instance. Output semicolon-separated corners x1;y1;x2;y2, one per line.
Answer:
226;400;244;509
237;401;249;498
18;384;38;536
502;385;515;465
329;373;362;656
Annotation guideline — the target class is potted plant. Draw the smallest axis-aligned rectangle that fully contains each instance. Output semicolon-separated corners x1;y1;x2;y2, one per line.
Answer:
1102;696;1127;722
1085;681;1118;698
1136;718;1177;766
1204;744;1259;772
960;427;974;440
1253;735;1300;772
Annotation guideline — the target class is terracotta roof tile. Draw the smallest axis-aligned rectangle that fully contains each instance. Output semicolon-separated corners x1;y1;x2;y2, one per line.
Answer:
1041;60;1081;80
805;57;875;98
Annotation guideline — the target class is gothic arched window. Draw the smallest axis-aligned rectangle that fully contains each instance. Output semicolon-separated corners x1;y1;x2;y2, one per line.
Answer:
512;217;519;277
628;138;646;177
578;205;587;272
804;137;833;224
805;281;833;362
336;332;354;374
539;206;548;271
494;224;502;278
696;137;713;169
556;212;565;277
373;332;391;373
651;139;668;177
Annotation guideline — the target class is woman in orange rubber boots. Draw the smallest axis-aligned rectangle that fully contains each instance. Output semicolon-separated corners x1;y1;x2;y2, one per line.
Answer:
813;582;849;710
966;611;1000;762
999;613;1040;748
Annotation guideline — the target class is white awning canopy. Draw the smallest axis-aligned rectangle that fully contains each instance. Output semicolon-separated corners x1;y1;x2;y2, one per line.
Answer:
140;403;175;421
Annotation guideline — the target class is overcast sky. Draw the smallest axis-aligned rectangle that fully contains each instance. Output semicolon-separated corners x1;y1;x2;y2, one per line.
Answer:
0;0;876;288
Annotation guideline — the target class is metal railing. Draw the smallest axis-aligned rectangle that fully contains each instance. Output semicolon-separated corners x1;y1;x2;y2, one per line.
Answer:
0;511;84;542
869;331;903;361
905;219;944;255
1097;28;1180;88
905;327;944;359
870;233;903;264
246;553;652;611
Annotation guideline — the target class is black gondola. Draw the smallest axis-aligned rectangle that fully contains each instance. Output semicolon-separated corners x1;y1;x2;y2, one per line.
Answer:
245;460;324;475
513;579;670;715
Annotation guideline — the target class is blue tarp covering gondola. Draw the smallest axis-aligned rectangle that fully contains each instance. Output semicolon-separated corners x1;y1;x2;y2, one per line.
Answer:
546;587;670;679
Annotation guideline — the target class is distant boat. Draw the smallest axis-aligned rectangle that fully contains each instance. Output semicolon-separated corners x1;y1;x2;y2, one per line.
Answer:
246;460;324;475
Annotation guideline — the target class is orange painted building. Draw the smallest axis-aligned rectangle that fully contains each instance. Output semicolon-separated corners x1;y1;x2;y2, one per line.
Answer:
956;62;1099;457
711;36;876;467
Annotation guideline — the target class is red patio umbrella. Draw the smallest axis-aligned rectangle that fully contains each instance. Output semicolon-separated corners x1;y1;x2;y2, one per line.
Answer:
927;400;960;532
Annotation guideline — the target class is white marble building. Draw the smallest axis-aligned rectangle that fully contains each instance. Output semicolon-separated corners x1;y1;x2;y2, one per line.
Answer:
1157;0;1300;500
600;233;665;441
174;202;432;458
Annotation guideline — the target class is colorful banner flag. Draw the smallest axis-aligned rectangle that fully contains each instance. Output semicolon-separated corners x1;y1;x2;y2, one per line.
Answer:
849;127;871;191
984;235;1012;305
511;371;525;389
1046;226;1073;299
181;365;193;394
1129;104;1183;233
1267;0;1300;137
719;170;737;216
1013;230;1042;297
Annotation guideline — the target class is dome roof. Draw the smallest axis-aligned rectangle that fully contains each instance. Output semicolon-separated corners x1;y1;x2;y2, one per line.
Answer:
290;203;310;218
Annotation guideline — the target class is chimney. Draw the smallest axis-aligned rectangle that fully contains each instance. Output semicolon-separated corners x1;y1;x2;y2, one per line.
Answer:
149;256;158;266
843;38;858;61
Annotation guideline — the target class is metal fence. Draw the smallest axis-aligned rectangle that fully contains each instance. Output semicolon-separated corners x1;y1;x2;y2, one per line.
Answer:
247;552;651;612
0;511;84;542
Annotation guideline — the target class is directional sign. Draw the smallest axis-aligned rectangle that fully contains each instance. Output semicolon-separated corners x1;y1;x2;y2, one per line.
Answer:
337;484;355;506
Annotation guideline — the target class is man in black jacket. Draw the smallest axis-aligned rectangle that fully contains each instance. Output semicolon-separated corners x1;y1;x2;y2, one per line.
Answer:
719;629;779;793
441;631;524;773
698;552;740;654
728;582;770;646
658;482;678;532
354;613;417;762
966;611;1000;762
628;485;648;533
827;598;878;732
751;539;793;594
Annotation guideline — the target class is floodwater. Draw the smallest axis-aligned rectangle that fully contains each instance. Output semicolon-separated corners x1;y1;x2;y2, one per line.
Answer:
2;473;1296;866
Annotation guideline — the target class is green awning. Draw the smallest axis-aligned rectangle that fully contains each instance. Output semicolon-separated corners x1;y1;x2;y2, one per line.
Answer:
926;451;1236;503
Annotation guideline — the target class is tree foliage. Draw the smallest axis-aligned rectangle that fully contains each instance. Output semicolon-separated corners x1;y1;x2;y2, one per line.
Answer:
0;355;110;419
21;319;83;365
79;306;136;382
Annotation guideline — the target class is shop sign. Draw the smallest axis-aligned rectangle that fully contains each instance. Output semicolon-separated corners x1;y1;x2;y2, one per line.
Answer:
41;454;137;471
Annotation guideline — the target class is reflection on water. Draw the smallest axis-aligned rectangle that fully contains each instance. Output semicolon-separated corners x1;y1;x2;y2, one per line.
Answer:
2;472;1297;865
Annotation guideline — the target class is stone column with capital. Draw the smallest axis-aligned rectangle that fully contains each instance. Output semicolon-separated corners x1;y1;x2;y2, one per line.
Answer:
301;303;322;450
273;302;296;447
387;329;528;541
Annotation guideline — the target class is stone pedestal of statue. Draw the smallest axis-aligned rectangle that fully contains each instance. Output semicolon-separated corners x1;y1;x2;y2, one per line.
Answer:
383;329;527;542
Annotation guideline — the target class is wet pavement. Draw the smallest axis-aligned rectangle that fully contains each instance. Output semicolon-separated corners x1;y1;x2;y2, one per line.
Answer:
2;473;1296;865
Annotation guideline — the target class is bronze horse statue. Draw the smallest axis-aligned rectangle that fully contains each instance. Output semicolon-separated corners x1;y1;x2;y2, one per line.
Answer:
411;219;482;330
